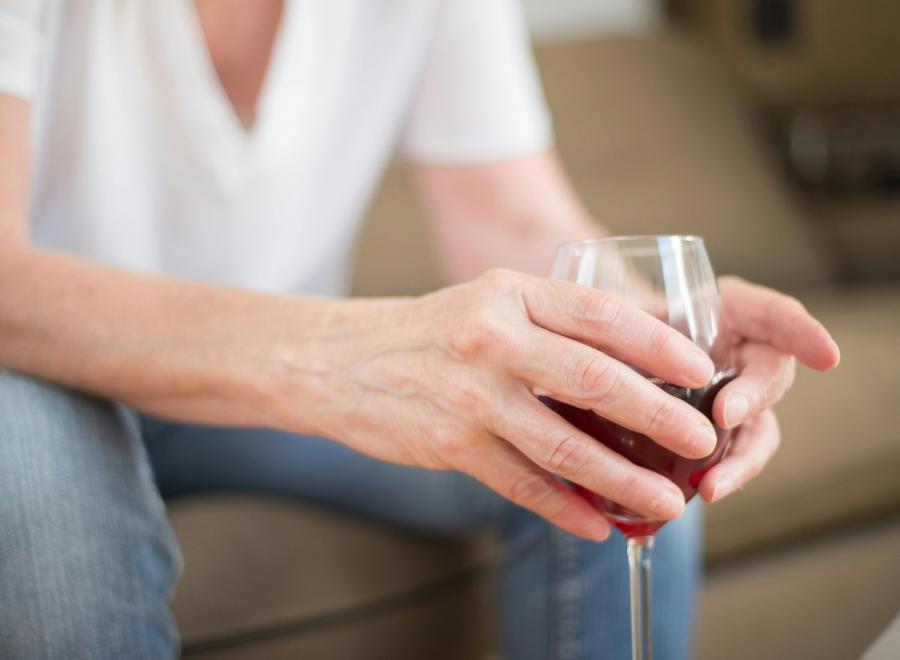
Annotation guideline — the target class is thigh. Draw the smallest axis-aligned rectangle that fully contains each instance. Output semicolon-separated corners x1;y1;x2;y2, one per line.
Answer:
142;417;507;535
144;417;703;660
499;500;703;660
0;373;180;660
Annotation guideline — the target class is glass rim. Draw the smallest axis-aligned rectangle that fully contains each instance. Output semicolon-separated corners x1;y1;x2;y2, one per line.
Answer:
557;234;705;251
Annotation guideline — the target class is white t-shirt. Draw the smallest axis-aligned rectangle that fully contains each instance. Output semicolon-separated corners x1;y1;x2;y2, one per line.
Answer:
0;0;552;295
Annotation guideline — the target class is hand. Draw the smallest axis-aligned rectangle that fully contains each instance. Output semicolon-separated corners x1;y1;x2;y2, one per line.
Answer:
308;269;722;542
698;276;841;503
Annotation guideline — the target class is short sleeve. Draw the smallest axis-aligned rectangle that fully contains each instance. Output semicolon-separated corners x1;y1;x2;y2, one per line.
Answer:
0;0;46;99
400;0;553;163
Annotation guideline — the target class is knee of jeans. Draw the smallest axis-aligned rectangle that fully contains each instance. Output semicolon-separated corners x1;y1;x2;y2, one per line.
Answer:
0;372;182;601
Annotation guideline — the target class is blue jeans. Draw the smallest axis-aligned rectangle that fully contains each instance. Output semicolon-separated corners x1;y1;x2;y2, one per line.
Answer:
0;372;701;659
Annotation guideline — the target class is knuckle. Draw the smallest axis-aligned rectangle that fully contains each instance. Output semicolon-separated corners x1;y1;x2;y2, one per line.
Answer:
648;325;676;358
545;433;590;477
507;473;562;514
740;414;781;483
745;454;768;481
609;468;642;505
479;268;519;290
455;379;493;426
585;359;622;404
573;290;621;333
782;356;797;392
781;294;807;316
434;429;476;467
742;464;762;484
567;352;614;397
482;389;511;435
759;376;774;409
453;308;509;357
646;397;678;437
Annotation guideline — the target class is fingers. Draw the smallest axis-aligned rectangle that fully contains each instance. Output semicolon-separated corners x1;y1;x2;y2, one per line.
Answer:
698;409;781;503
719;276;840;371
511;327;718;458
468;437;612;542
487;391;687;521
712;342;796;429
521;277;714;388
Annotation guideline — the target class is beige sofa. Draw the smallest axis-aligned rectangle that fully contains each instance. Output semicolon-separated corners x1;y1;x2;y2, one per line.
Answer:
170;33;900;660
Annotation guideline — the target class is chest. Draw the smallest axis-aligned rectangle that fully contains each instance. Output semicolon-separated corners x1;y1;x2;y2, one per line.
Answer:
192;0;284;129
34;0;437;195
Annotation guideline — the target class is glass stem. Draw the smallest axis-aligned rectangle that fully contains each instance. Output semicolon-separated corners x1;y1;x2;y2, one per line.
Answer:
626;535;655;660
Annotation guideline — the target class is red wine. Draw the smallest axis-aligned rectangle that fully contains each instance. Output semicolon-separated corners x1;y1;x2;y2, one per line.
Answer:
543;372;735;538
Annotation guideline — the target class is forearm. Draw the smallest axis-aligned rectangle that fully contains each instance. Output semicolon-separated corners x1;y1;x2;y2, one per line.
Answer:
0;245;398;433
414;150;606;282
449;209;601;281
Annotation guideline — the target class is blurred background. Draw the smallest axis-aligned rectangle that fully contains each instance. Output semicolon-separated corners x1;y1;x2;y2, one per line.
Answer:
171;2;900;658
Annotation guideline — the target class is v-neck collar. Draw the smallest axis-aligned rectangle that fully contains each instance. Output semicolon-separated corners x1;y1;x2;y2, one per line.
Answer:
159;0;301;189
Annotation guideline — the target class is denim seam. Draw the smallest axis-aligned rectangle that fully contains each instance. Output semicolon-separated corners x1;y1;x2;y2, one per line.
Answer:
552;529;582;660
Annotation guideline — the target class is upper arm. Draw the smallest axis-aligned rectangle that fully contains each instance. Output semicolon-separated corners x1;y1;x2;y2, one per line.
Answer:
413;149;588;234
412;150;598;282
399;0;599;275
0;0;47;248
399;0;552;164
398;0;588;279
0;94;30;248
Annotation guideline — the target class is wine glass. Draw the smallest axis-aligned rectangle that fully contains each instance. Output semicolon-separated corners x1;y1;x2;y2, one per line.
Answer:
544;235;735;660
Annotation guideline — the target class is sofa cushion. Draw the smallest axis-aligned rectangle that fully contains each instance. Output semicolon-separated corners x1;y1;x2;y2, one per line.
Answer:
178;573;494;660
816;197;900;282
698;516;900;660
169;496;494;656
705;287;900;561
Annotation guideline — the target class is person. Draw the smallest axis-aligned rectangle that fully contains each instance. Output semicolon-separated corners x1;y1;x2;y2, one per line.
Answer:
0;1;840;659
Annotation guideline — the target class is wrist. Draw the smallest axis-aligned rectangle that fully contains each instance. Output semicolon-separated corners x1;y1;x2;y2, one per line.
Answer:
264;294;417;439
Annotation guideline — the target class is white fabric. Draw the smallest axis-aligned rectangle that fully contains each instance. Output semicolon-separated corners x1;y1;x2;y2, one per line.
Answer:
862;611;900;660
0;0;552;295
522;0;662;41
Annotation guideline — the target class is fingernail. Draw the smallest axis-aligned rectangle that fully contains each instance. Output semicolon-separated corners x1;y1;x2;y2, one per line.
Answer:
711;478;735;502
686;352;714;384
689;423;717;457
723;394;750;428
829;339;841;366
650;490;684;519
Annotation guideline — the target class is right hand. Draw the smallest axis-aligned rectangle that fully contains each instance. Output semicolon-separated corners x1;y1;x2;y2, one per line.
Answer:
298;269;718;541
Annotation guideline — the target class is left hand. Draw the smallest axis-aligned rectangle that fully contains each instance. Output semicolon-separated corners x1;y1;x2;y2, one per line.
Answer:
699;276;841;503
